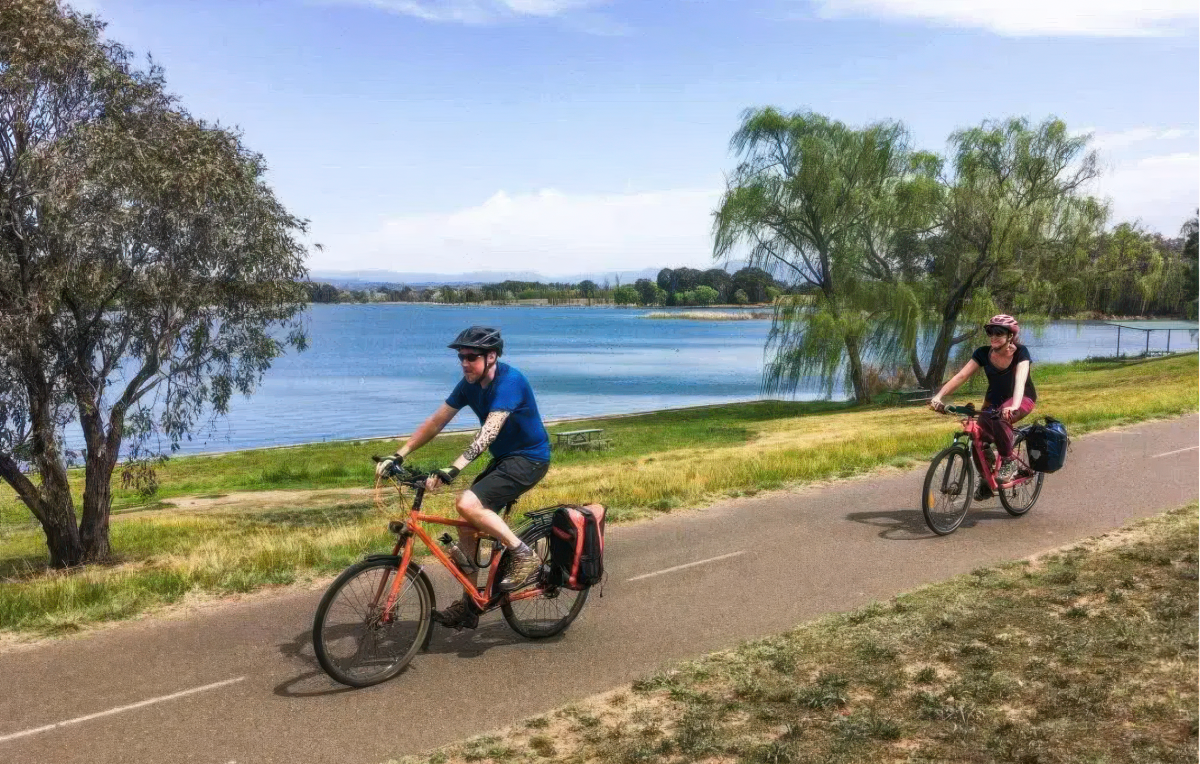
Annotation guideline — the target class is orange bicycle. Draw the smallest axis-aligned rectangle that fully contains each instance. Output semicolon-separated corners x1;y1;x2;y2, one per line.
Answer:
922;403;1045;535
312;464;589;687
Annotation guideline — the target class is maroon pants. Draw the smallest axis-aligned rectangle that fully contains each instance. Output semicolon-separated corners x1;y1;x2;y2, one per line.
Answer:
978;398;1036;458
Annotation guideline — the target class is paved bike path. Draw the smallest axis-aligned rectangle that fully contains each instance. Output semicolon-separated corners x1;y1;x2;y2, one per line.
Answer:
1;416;1196;764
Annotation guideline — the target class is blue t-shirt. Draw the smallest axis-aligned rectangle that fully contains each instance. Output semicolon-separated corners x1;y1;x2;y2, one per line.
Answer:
445;362;551;463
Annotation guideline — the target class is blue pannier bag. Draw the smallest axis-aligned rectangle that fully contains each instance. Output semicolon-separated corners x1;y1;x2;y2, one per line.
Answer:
1026;416;1069;473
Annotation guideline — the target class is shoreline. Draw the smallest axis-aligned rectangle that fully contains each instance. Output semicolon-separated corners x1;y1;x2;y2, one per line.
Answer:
166;397;798;460
302;302;1194;322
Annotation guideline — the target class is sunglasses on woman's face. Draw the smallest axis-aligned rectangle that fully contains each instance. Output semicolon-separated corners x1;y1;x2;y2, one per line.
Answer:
457;352;482;363
985;327;1010;338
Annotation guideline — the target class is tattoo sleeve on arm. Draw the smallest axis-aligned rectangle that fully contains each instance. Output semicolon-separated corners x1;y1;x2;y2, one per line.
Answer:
462;410;510;462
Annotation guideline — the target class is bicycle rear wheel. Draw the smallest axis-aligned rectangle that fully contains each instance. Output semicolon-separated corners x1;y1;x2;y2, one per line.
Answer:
313;559;432;687
922;445;974;536
999;433;1044;516
501;524;589;638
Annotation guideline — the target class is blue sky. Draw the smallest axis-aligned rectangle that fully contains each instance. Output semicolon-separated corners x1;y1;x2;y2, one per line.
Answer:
78;0;1198;276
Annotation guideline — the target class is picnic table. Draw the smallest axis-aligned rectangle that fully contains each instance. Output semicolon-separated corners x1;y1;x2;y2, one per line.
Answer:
880;387;933;406
553;428;612;451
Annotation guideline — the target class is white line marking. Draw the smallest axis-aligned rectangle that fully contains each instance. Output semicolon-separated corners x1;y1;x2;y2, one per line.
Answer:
626;551;746;582
1151;445;1199;458
0;677;246;744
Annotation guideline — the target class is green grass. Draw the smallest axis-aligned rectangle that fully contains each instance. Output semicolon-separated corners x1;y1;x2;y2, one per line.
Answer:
387;504;1200;764
0;353;1195;636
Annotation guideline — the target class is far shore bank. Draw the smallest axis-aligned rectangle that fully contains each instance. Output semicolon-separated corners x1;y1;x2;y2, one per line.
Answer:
308;300;777;309
303;301;1195;324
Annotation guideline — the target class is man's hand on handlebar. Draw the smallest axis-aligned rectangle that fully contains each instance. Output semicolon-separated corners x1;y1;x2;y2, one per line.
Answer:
929;398;947;414
374;452;404;479
425;466;460;491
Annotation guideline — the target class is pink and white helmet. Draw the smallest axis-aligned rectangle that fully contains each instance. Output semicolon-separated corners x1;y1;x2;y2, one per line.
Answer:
985;314;1019;338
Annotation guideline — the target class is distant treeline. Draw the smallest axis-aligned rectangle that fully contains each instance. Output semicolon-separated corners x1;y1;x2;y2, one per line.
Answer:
302;266;799;306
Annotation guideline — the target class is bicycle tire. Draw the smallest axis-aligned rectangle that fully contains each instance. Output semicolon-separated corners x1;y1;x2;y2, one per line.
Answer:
313;558;432;688
501;523;589;639
922;444;974;536
998;433;1044;517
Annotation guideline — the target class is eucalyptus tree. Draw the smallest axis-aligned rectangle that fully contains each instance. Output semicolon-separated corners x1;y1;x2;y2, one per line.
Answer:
1;1;310;567
909;118;1106;388
713;108;928;402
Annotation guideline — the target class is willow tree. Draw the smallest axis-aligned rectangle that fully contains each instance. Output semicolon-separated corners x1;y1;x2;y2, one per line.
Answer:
909;118;1106;388
1;1;310;567
1069;222;1193;317
713;108;934;403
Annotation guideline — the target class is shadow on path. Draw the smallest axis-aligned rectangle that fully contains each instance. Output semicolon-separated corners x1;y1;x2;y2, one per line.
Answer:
845;501;1014;540
273;616;564;697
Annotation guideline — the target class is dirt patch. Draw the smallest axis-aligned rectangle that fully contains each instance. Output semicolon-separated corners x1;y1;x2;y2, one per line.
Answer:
155;487;375;515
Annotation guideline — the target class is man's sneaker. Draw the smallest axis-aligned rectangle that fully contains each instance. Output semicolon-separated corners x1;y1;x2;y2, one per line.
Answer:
431;597;478;631
499;546;542;592
996;457;1018;483
974;483;993;502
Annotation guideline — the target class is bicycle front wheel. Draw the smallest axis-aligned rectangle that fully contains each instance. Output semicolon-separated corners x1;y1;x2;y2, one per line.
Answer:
922;445;974;536
501;524;589;639
313;558;432;687
999;433;1044;517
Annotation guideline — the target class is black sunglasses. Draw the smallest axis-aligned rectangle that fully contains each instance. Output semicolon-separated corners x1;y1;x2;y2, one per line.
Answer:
985;327;1010;337
457;352;482;363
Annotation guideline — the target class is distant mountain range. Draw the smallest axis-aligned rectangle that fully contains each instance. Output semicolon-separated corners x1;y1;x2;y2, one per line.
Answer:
307;265;740;288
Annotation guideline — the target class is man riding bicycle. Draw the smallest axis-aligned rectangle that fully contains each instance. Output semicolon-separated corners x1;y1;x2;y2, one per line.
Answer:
375;326;551;630
929;314;1038;497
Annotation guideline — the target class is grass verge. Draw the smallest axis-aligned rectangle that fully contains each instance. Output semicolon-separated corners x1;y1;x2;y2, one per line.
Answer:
389;504;1199;764
0;353;1195;637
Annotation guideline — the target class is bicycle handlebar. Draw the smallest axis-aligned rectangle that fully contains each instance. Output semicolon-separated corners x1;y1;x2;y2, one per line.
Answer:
942;403;977;417
371;456;433;488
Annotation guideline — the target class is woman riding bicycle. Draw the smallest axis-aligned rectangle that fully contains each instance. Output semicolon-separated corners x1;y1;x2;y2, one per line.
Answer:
929;314;1037;489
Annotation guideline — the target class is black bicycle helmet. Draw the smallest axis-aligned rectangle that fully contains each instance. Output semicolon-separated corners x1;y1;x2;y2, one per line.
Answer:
448;326;503;356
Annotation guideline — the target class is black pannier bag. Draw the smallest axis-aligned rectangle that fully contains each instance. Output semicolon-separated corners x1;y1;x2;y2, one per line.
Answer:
1025;416;1069;473
548;504;606;590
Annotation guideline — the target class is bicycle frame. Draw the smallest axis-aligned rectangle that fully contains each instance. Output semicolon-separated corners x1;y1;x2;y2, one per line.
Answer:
950;412;1034;492
379;481;547;620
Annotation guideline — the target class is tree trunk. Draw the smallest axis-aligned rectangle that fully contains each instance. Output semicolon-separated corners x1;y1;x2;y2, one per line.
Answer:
78;393;118;562
80;449;115;562
924;319;956;393
29;377;86;568
40;501;85;568
843;333;870;404
0;453;82;568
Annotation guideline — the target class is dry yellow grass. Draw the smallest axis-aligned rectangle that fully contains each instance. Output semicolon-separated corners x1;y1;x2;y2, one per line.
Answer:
0;354;1194;636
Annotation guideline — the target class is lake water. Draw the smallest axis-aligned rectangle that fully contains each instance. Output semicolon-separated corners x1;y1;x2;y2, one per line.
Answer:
130;305;1197;456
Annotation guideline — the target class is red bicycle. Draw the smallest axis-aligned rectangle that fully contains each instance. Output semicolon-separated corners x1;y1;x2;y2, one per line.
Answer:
922;403;1045;535
311;464;589;687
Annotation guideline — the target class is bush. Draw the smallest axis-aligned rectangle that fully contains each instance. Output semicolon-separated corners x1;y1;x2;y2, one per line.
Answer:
612;285;639;305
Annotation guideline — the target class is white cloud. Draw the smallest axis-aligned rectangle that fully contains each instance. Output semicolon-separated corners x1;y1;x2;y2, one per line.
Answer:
1093;152;1199;233
326;0;606;24
1086;127;1191;152
808;0;1198;36
1073;126;1198;232
314;187;724;275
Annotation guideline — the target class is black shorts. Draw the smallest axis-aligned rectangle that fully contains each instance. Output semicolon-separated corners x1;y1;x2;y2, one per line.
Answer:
469;455;549;512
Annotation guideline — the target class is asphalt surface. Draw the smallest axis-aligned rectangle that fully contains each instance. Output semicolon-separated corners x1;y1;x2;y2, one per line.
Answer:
1;415;1196;764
